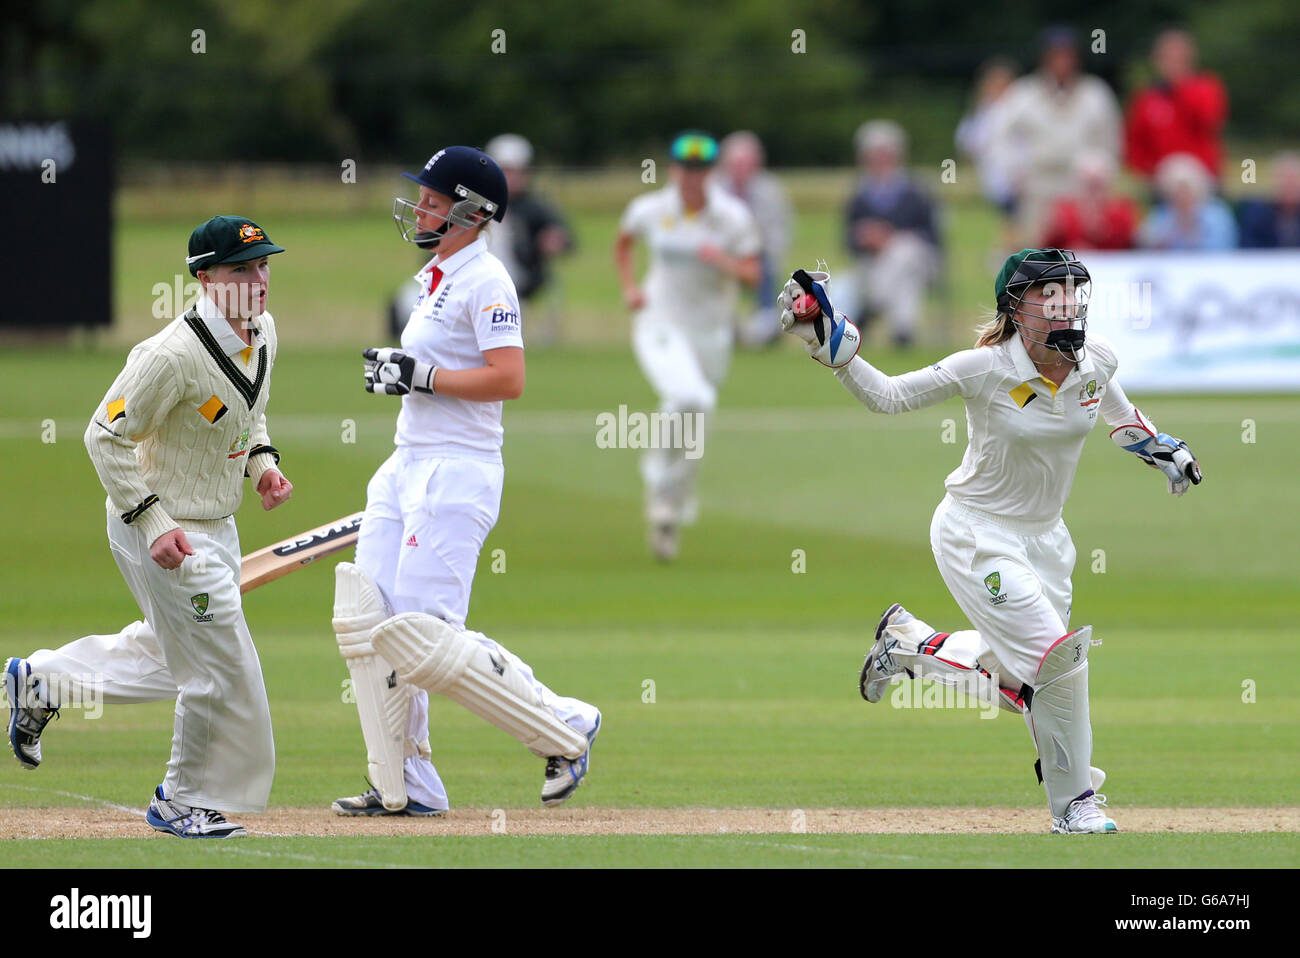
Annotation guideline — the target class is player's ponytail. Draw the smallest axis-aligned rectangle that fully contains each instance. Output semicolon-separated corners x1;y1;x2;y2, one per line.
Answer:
974;311;1016;348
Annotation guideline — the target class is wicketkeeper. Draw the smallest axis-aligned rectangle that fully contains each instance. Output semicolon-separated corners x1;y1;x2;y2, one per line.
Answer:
779;249;1202;833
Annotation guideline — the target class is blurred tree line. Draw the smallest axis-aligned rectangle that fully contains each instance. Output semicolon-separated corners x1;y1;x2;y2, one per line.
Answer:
5;0;1298;167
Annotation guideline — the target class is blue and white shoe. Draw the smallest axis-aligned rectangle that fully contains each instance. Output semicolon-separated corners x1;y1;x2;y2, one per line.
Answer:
331;781;445;817
542;712;601;807
859;604;912;703
5;657;58;769
146;786;248;838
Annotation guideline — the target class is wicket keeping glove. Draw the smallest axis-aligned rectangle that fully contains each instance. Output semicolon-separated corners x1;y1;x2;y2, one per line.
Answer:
1110;412;1203;496
777;268;861;368
363;347;437;395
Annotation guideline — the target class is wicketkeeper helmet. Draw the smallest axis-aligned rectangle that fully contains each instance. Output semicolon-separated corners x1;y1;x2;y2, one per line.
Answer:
995;247;1091;361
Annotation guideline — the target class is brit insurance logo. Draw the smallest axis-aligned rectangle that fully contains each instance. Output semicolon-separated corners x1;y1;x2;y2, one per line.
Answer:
484;301;520;334
190;593;214;623
984;572;1008;606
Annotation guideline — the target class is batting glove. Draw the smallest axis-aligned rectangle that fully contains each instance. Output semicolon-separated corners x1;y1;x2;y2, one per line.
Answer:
1110;416;1203;496
363;347;437;395
776;267;861;368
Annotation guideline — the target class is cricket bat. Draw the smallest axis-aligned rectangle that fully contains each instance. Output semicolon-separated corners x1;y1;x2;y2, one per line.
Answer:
239;512;364;594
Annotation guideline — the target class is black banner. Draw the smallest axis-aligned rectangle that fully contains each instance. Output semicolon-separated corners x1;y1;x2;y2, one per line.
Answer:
0;118;112;329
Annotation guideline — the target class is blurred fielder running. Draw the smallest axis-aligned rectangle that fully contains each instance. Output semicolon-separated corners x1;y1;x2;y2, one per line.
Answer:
331;146;601;817
778;249;1202;834
614;131;762;560
4;216;294;838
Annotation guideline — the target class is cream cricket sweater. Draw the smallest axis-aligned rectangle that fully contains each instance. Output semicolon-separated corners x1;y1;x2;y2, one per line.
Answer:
85;295;280;546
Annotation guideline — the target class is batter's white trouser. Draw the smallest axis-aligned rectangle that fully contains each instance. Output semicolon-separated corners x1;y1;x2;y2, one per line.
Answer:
355;450;599;809
28;510;275;813
849;232;938;341
631;313;731;526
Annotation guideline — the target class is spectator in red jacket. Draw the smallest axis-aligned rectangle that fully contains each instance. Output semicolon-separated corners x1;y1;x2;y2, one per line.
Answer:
1040;151;1139;250
1125;28;1228;181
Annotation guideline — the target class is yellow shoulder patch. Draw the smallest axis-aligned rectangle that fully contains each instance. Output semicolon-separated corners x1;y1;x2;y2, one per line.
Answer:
1008;383;1036;409
106;398;126;423
198;395;228;423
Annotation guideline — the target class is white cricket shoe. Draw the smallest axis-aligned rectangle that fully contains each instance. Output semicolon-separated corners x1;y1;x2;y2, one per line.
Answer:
5;657;58;769
146;786;248;839
1051;790;1118;834
859;603;913;703
542;712;601;807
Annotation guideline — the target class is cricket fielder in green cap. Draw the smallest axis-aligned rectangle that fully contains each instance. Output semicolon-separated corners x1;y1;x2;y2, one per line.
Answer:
777;248;1203;834
4;216;293;838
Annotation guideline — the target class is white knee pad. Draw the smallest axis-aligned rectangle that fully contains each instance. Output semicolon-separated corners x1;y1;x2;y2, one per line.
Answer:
371;612;588;760
1026;626;1095;817
333;562;413;810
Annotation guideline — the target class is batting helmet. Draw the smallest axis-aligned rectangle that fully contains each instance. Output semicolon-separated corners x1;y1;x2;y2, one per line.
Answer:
393;146;509;249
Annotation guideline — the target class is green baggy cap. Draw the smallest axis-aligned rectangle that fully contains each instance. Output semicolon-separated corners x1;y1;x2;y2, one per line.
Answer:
186;215;285;276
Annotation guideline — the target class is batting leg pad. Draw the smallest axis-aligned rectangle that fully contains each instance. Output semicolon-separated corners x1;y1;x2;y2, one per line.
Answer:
1026;626;1094;818
371;612;588;760
333;562;411;811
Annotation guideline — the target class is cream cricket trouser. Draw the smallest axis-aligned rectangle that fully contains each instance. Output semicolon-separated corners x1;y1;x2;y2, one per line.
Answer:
631;313;731;526
925;493;1094;807
355;449;598;809
927;494;1076;690
28;508;275;814
850;232;937;340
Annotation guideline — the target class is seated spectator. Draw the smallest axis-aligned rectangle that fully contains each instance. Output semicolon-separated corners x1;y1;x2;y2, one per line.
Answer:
713;130;795;347
1125;28;1228;183
1040;151;1139;250
844;120;941;348
1139;153;1237;251
1238;152;1300;248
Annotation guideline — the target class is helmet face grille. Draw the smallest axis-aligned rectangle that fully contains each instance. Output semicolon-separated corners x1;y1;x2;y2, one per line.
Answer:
999;249;1091;362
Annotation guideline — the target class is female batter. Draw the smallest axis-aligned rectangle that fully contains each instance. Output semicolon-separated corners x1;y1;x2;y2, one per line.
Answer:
330;146;600;816
778;249;1202;833
614;132;762;560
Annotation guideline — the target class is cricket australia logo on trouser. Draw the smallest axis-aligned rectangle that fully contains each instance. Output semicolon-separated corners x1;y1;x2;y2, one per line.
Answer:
191;593;214;623
984;572;1008;606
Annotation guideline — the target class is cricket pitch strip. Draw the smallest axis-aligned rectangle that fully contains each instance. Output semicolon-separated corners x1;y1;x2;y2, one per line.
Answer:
2;805;1298;839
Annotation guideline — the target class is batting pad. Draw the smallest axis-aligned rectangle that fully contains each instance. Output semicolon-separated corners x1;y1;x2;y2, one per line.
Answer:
1026;626;1094;818
333;562;411;810
371;612;589;760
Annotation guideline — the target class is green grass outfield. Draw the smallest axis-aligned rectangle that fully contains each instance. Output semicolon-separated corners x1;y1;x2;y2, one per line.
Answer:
6;835;1297;870
1;342;1297;867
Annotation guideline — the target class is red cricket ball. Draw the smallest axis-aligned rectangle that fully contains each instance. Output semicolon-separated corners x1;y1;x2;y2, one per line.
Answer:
792;292;821;322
